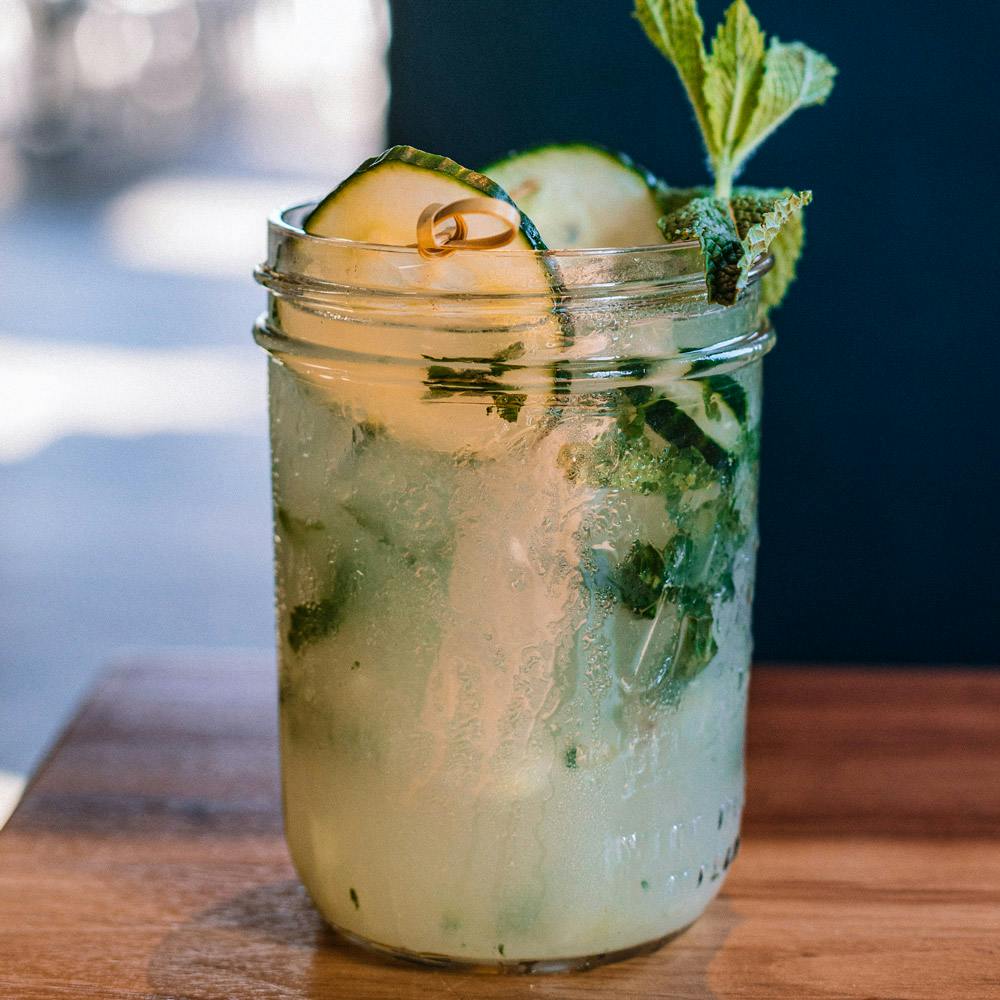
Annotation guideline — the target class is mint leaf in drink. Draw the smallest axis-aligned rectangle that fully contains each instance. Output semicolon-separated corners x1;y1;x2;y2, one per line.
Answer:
704;373;747;423
666;585;718;679
612;541;667;618
275;505;325;540
422;343;528;422
288;594;344;652
287;563;353;652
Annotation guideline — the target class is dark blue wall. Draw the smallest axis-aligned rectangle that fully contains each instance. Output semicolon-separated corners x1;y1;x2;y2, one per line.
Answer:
387;0;1000;664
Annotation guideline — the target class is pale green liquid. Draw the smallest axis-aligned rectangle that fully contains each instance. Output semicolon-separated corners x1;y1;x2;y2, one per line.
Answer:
269;348;758;963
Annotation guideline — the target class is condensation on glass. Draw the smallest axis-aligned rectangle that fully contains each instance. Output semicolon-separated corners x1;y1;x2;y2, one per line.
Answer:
254;205;774;972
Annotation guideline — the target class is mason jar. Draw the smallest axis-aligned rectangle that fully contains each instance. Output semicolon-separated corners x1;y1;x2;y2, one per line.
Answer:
253;202;774;972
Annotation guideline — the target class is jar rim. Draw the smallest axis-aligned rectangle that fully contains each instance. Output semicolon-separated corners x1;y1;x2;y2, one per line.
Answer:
258;201;772;304
269;201;710;258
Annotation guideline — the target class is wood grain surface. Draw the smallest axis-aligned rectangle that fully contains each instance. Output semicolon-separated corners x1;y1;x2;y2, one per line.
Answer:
0;657;997;999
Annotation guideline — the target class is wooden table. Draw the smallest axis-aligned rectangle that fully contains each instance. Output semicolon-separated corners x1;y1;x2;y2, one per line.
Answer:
1;658;997;999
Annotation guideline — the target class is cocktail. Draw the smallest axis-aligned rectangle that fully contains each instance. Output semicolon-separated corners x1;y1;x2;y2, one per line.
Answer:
254;0;834;972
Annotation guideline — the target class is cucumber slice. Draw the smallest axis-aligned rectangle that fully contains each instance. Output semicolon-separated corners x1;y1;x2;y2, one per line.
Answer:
483;143;665;249
304;145;546;250
278;146;561;454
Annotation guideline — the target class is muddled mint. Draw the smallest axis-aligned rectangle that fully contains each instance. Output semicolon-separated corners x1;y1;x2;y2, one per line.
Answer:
349;887;360;909
287;594;345;653
275;506;325;540
620;386;733;477
612;541;667;619
562;376;756;702
287;563;352;652
634;0;835;306
422;342;529;423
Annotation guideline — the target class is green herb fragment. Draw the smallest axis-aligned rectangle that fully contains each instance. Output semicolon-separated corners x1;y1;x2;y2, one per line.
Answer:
623;386;732;475
423;349;527;423
488;393;528;423
564;745;579;769
497;944;505;956
635;0;835;198
641;879;650;891
634;0;711;144
665;585;718;677
732;187;811;275
657;188;810;306
634;0;834;308
704;374;747;423
704;1;766;176
612;541;666;619
732;38;837;185
754;197;806;312
287;596;343;652
287;562;352;653
658;196;744;305
349;887;360;909
275;506;324;540
567;377;757;701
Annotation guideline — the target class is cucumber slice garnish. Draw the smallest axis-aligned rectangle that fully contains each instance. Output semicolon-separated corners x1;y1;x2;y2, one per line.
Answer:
483;143;665;249
282;146;560;454
304;144;546;250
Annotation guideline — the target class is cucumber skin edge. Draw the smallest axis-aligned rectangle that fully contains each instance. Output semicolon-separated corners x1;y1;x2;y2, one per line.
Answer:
481;141;664;196
304;144;548;250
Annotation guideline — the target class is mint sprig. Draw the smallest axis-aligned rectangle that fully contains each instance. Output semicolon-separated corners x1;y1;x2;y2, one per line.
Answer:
634;0;835;308
636;0;835;197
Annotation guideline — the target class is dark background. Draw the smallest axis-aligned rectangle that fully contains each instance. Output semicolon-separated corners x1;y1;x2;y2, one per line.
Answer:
387;0;1000;663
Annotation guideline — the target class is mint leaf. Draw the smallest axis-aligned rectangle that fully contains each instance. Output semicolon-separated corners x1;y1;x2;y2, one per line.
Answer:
288;594;344;653
423;365;526;422
760;202;805;313
624;384;733;475
275;505;324;541
634;0;713;157
287;562;352;652
667;585;718;679
705;373;748;423
422;343;527;422
731;40;837;177
634;0;836;199
658;195;745;305
731;186;811;311
704;1;765;175
733;187;811;259
612;541;667;618
658;186;809;307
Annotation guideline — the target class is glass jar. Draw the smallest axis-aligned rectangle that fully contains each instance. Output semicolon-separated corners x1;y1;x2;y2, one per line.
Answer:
254;203;774;972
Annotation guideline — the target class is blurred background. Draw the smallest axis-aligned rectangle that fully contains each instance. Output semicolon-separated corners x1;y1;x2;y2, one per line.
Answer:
1;0;997;819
